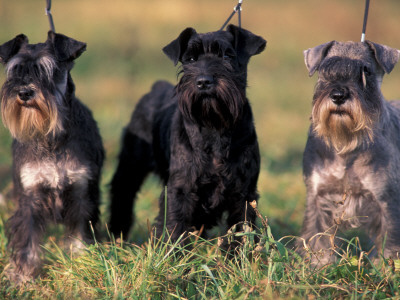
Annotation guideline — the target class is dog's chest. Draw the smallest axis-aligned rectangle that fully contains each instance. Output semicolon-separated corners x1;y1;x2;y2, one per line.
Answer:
196;135;230;173
309;159;385;227
188;137;231;203
19;157;91;191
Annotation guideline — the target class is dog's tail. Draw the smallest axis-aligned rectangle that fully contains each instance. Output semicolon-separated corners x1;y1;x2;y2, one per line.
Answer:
109;129;153;240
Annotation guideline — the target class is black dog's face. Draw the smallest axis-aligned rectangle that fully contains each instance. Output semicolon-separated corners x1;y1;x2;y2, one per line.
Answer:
0;31;86;141
304;41;400;153
163;25;266;130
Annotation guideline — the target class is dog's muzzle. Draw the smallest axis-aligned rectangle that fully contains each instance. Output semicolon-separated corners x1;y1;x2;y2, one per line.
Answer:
17;87;35;102
329;87;349;106
196;75;215;91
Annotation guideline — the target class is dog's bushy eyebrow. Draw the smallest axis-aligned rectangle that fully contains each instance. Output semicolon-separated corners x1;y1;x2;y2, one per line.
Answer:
5;54;56;82
5;56;23;77
185;36;232;58
187;39;203;53
201;39;231;56
38;56;56;80
6;59;37;79
319;56;366;81
210;41;228;56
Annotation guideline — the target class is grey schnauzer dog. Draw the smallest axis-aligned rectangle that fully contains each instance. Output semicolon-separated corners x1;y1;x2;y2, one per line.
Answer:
110;25;265;245
0;31;104;282
300;40;400;264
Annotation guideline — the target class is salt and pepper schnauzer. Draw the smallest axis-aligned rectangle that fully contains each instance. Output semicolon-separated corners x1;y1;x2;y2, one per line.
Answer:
301;40;400;264
110;25;266;244
0;32;104;282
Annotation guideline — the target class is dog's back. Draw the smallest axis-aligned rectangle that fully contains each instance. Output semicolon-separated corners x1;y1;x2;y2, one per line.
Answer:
126;80;175;143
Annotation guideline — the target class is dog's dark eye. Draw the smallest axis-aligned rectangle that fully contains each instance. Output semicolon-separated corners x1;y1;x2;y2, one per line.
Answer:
184;56;197;63
182;55;197;63
223;55;232;60
222;51;235;60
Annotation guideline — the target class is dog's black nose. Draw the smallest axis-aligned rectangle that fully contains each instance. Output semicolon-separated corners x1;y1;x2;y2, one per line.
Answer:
330;88;348;105
18;88;35;101
196;75;215;90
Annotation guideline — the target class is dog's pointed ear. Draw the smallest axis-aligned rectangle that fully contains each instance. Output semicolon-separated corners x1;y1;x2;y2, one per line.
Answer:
0;34;28;64
365;41;400;74
163;28;197;65
47;31;86;62
304;41;336;76
226;24;266;65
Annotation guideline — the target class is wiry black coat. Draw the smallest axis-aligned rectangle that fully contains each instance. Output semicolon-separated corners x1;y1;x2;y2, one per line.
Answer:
110;25;266;242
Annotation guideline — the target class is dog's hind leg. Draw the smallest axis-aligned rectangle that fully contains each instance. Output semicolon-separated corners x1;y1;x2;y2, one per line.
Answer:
109;129;153;239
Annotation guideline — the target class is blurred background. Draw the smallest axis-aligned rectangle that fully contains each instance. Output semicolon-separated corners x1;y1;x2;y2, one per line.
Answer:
0;0;399;241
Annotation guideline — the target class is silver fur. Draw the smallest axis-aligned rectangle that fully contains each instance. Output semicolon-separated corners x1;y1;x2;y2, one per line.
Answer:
300;40;400;265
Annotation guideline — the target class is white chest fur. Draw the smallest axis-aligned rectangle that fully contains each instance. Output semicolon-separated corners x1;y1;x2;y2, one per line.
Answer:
20;161;91;190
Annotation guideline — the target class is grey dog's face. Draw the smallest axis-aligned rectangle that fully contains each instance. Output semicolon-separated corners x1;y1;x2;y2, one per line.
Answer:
304;41;400;154
0;31;86;142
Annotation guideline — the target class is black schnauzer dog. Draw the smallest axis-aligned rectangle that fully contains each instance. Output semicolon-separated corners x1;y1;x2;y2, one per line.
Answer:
301;40;400;264
110;25;266;244
0;31;104;282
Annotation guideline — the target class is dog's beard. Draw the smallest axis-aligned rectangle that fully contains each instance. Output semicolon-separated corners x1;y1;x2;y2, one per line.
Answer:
312;94;379;154
177;75;246;130
1;85;65;142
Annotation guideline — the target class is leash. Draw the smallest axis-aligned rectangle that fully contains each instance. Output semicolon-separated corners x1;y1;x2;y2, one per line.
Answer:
45;0;56;32
220;0;243;31
361;0;370;42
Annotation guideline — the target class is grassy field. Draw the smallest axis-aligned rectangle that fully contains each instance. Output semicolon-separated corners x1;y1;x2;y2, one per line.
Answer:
0;0;400;298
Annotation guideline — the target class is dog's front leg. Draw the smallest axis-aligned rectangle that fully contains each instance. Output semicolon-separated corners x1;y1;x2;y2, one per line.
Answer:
63;181;99;250
299;194;339;265
372;201;400;259
6;193;47;282
226;143;260;229
155;183;196;244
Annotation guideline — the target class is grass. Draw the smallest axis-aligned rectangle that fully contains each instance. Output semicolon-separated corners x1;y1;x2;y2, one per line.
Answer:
1;207;399;298
0;0;400;298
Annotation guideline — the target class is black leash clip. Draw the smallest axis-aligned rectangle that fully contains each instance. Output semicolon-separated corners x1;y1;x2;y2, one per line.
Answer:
220;0;243;31
361;0;370;42
46;0;56;32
